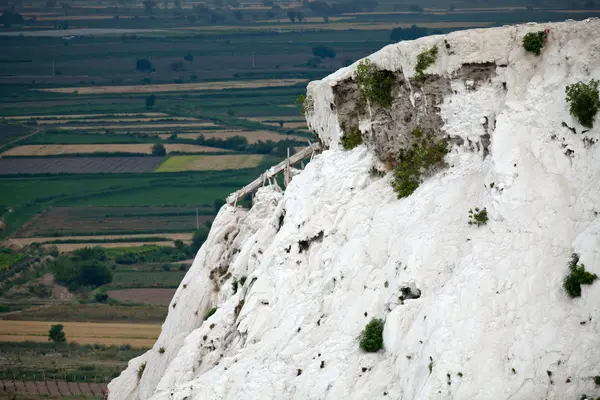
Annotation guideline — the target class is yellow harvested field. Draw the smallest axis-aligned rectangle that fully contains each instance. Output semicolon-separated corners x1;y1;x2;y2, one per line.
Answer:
36;117;199;124
2;113;168;120
3;143;228;156
156;154;264;172
58;122;216;130
159;130;309;143
179;21;492;32
5;233;193;246
38;79;307;94
0;320;160;347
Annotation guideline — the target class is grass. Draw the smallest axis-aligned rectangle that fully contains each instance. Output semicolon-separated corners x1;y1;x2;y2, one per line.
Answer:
155;154;265;172
0;252;24;271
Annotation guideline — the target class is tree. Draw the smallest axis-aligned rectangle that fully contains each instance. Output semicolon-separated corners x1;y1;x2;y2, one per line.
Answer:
390;25;429;42
190;229;209;253
287;10;296;22
296;11;304;21
233;9;244;20
78;261;112;287
171;60;185;71
136;59;153;72
408;4;423;12
184;52;194;62
214;198;226;212
266;10;275;18
48;324;66;343
174;239;186;250
143;0;157;13
152;143;166;156
448;3;455;11
278;120;284;128
0;10;24;27
263;0;273;5
174;0;181;8
145;94;156;109
312;45;336;59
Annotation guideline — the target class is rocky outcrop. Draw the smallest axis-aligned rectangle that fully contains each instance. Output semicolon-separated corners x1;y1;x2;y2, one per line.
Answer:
109;19;600;400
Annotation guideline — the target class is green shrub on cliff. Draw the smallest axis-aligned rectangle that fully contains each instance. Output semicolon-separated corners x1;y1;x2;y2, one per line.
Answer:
355;58;395;108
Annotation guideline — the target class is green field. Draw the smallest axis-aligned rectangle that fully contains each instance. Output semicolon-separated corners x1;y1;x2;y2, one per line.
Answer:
156;154;265;172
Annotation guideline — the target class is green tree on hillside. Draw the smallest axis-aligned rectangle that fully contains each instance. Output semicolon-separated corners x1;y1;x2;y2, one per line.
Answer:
152;143;166;156
190;230;209;253
48;324;66;343
145;94;156;109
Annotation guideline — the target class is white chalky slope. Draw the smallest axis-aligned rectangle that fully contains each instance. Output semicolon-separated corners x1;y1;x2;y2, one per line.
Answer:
109;19;600;400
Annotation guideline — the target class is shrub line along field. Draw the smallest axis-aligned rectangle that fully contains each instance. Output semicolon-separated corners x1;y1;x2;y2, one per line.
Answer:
5;233;193;246
0;320;160;347
38;79;308;94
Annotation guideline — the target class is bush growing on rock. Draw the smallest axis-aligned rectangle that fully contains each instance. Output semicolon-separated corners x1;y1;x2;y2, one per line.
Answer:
137;361;146;379
468;208;488;226
204;307;217;320
392;127;448;198
563;253;597;298
522;31;546;56
355;58;395;108
297;94;314;116
414;46;438;82
340;126;362;150
360;318;384;352
565;79;600;128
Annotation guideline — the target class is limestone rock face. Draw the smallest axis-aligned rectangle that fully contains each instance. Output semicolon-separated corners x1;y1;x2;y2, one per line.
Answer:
109;19;600;400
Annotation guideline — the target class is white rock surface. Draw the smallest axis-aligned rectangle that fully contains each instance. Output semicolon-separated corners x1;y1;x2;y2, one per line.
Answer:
109;19;600;400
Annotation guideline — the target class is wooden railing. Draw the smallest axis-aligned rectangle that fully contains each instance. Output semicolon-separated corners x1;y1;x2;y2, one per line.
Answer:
226;142;321;205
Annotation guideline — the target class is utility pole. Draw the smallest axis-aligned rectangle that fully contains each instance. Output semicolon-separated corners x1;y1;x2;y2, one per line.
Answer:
252;52;255;68
52;60;55;77
196;207;199;230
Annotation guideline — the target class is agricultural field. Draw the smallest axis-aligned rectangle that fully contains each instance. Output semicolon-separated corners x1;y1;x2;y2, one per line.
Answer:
0;156;165;174
107;288;176;306
0;123;38;147
14;206;211;237
2;143;227;156
39;79;308;94
0;320;160;347
156;154;265;172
